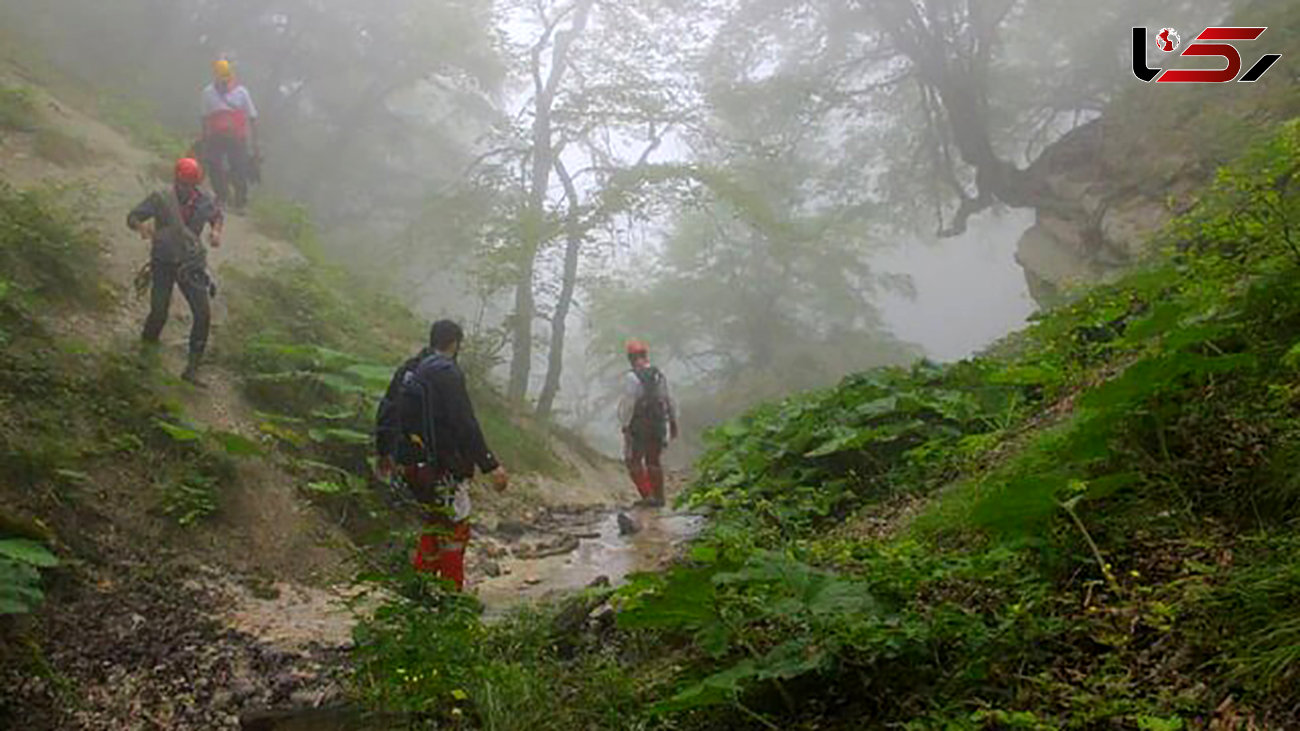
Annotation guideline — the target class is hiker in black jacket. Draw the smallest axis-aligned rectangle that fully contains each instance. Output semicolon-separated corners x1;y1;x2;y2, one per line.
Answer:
374;320;508;589
127;157;223;384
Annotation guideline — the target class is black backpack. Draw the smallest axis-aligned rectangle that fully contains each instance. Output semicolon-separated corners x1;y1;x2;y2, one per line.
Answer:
631;365;669;440
396;366;436;466
376;354;437;467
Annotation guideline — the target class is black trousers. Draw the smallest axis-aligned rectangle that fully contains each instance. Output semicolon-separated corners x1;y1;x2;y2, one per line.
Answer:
203;134;250;207
142;259;210;356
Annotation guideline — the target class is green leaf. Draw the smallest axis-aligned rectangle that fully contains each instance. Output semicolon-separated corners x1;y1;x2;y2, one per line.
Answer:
343;363;396;391
258;421;306;447
212;430;264;456
307;427;371;445
695;621;732;658
305;480;347;495
154;419;203;442
650;659;758;714
689;545;719;564
0;539;59;568
1136;716;1185;731
754;638;830;680
618;567;719;630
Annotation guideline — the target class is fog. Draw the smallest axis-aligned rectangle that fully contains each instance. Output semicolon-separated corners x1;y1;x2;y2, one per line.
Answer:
0;0;1237;450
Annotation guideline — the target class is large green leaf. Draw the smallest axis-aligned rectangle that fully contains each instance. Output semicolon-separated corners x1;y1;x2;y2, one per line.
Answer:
618;566;719;630
344;363;396;391
154;418;203;442
307;427;371;445
0;539;59;567
650;659;758;714
211;430;264;457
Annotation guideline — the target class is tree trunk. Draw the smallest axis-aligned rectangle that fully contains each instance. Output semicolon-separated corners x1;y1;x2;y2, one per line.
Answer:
535;158;584;419
506;86;553;403
506;0;596;404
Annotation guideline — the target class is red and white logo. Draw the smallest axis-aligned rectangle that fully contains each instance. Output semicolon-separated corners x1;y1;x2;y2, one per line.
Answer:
1156;28;1181;53
1133;26;1282;83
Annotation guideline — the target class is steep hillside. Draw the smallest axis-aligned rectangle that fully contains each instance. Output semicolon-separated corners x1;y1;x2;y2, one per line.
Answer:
0;55;625;730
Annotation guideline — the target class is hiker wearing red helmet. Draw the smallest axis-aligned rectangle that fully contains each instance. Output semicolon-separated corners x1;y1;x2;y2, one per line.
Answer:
127;158;224;384
200;59;259;210
617;339;679;507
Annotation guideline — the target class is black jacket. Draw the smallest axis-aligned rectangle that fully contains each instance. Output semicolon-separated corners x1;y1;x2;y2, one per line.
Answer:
375;351;499;481
126;186;222;263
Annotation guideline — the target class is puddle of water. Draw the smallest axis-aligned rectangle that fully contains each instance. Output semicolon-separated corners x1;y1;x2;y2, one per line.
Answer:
475;507;704;614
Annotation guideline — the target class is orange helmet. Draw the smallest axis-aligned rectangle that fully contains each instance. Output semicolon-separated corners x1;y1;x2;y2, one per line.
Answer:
625;338;649;357
174;157;204;185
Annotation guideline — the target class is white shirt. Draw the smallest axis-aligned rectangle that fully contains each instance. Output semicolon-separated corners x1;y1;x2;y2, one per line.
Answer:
617;366;678;430
201;82;258;119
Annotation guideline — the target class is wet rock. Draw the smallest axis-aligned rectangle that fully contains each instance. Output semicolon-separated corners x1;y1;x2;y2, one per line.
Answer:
551;590;615;639
513;533;580;560
617;512;640;536
495;520;530;539
481;560;502;578
588;603;616;633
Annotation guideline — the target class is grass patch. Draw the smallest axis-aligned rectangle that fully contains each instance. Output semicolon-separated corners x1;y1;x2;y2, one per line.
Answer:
0;182;104;345
250;196;321;260
96;92;188;160
0;86;39;132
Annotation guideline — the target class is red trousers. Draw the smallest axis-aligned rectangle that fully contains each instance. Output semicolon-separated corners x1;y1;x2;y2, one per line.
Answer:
412;515;470;590
403;465;470;590
624;431;664;502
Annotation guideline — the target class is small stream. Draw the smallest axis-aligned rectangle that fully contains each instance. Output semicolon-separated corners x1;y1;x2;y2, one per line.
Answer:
241;505;703;730
476;505;705;614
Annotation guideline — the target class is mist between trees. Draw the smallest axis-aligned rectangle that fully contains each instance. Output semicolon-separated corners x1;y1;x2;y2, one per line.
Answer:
0;0;1237;455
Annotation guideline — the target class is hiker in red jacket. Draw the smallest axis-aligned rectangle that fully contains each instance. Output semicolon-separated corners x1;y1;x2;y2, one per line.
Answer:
617;339;679;507
200;59;259;211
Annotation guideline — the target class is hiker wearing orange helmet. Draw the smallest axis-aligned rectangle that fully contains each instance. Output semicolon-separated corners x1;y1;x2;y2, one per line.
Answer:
617;339;679;507
127;158;224;384
200;58;259;210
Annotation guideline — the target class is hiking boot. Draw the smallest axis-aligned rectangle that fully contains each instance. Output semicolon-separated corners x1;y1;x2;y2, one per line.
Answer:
181;353;207;387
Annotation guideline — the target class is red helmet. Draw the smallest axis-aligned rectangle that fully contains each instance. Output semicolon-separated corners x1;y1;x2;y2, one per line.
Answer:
175;157;204;185
625;338;649;357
